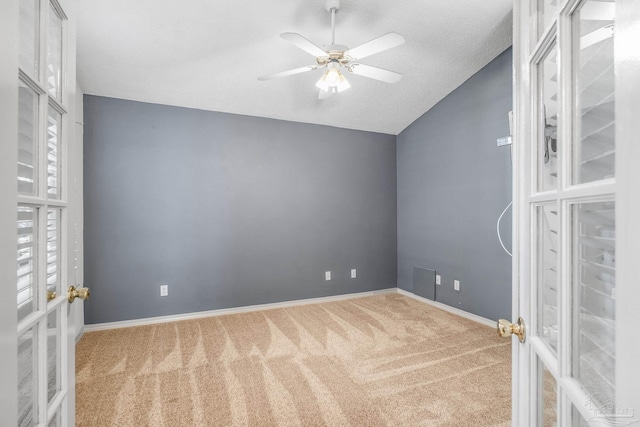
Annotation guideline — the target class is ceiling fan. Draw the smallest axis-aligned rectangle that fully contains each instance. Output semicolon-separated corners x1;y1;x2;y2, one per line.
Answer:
258;0;405;99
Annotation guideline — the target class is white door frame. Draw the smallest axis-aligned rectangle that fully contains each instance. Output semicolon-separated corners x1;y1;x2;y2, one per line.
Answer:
511;1;529;424
0;0;20;424
614;0;640;420
62;1;81;423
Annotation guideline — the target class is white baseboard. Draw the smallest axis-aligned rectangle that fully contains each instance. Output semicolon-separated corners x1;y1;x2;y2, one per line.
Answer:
81;287;496;333
83;288;397;332
395;288;496;328
75;325;85;344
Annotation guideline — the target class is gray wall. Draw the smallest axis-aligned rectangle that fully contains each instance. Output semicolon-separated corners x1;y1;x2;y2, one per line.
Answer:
397;47;513;321
83;96;397;324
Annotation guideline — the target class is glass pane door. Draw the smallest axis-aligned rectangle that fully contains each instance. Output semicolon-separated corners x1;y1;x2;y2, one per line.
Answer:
572;0;615;184
19;0;40;79
536;204;559;353
537;359;558;426
16;0;68;425
516;0;621;424
536;44;560;193
17;82;38;195
571;200;616;414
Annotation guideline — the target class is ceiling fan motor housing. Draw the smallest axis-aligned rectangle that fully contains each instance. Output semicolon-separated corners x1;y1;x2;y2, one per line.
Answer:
316;44;350;67
326;44;348;52
324;0;341;13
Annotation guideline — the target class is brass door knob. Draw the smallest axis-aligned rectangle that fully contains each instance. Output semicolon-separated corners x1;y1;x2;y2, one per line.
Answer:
47;291;57;302
497;317;526;343
68;286;90;303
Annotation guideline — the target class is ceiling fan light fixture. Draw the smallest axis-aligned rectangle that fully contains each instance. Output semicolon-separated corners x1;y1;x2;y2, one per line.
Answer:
336;73;351;92
316;61;350;93
315;74;330;92
325;67;341;87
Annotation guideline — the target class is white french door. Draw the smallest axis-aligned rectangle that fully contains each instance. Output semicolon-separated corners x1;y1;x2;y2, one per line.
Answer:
1;0;80;426
510;0;640;425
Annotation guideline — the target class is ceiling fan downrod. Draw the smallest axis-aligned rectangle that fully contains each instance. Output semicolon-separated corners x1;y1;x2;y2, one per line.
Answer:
325;0;341;45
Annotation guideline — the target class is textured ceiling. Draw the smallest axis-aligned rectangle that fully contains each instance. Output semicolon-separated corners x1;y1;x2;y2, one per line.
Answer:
77;0;512;135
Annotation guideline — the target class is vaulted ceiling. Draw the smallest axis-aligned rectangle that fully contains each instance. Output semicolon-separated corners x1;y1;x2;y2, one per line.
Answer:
77;0;512;135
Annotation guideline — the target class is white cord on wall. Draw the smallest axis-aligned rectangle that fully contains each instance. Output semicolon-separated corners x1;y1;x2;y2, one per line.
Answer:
497;201;513;257
494;112;514;257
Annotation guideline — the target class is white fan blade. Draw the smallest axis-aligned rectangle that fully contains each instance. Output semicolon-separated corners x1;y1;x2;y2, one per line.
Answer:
344;32;405;60
280;32;328;58
318;89;333;100
348;64;402;84
258;65;318;81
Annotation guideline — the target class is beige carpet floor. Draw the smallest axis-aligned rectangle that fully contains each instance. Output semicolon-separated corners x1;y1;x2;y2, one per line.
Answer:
76;293;511;426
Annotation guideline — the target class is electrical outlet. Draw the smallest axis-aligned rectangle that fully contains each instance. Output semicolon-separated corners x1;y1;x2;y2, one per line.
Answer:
325;271;331;281
160;284;168;296
351;269;357;279
453;280;460;291
435;274;441;285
